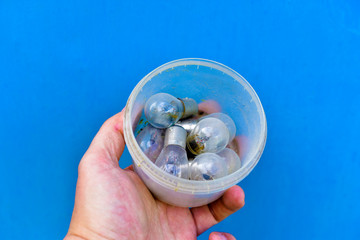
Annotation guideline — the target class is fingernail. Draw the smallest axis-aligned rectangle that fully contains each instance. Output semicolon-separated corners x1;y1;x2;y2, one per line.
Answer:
214;233;228;240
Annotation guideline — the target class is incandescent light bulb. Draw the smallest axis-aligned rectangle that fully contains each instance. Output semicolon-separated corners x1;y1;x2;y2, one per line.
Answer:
136;124;165;162
216;148;241;174
144;93;198;128
186;118;230;155
154;125;189;179
189;153;227;180
177;113;236;141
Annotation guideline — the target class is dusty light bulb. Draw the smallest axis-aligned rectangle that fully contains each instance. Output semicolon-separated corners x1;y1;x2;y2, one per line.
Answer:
177;113;236;141
186;118;230;155
202;113;236;141
216;148;241;174
189;153;227;180
136;124;165;162
144;93;198;129
154;125;189;179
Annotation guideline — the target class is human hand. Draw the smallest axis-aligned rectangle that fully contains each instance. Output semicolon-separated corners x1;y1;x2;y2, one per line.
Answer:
65;108;245;240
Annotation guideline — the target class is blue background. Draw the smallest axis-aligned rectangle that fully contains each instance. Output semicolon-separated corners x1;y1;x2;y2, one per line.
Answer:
1;0;359;239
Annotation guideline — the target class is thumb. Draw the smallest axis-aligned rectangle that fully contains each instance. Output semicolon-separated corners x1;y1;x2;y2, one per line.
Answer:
81;109;126;168
209;232;236;240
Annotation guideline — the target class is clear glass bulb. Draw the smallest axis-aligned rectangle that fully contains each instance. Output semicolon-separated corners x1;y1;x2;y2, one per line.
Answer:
216;148;241;174
190;153;227;180
155;145;189;179
144;93;198;129
201;113;236;141
187;118;230;155
144;93;184;129
136;124;165;162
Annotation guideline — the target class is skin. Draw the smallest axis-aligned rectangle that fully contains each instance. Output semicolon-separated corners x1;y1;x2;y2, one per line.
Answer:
65;107;245;240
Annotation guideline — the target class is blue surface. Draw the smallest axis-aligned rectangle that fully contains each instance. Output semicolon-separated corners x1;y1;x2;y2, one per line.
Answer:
1;1;359;239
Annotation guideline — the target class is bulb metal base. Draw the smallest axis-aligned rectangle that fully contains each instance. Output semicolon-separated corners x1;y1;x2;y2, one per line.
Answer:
180;98;198;119
175;119;198;132
164;125;187;148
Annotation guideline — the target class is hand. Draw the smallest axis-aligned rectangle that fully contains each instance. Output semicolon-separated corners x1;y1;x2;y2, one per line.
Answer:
65;109;245;240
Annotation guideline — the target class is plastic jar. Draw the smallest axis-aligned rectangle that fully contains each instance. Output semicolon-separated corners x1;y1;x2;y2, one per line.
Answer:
124;58;267;207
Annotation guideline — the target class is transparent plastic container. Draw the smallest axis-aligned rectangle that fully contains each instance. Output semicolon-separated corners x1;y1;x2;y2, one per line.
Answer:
124;58;267;207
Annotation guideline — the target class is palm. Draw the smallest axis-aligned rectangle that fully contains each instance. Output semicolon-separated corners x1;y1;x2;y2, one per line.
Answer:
75;159;197;239
66;110;244;240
